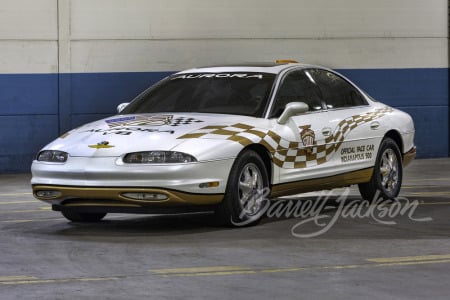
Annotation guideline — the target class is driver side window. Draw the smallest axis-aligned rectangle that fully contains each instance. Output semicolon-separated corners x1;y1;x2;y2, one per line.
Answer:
270;70;323;118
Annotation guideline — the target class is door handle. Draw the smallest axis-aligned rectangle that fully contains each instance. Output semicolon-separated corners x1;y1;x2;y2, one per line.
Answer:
321;127;332;137
370;121;380;130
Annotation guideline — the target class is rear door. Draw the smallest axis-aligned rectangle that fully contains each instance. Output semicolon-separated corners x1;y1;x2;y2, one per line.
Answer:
308;68;381;172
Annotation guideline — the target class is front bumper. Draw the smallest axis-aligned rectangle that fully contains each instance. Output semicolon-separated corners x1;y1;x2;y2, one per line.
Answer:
31;156;234;207
32;185;224;207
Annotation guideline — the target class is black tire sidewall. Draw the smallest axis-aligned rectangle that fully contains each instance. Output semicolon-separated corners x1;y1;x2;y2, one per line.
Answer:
373;138;403;199
220;150;270;226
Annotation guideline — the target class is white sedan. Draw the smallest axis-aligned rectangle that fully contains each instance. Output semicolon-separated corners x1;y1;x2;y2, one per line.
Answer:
31;61;416;225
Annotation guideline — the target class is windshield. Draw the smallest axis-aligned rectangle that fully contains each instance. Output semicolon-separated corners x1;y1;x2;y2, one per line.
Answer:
121;72;276;117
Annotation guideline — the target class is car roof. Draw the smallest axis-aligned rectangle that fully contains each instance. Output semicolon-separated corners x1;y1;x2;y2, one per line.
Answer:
176;62;323;75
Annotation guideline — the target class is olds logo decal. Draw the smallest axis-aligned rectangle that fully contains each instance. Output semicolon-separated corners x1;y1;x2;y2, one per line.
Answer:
300;125;316;155
88;141;115;149
300;125;315;147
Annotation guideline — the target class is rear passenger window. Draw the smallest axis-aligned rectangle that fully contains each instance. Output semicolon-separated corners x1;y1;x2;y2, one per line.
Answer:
309;69;367;109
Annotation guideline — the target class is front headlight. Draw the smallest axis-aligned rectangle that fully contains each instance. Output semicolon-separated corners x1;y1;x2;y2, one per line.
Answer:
37;150;68;163
123;151;197;164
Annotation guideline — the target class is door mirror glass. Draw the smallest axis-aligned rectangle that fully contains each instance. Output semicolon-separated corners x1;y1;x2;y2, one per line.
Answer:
277;102;309;124
117;103;129;113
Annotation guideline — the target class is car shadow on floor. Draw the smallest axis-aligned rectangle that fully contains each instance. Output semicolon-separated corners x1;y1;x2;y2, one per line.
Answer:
40;195;450;241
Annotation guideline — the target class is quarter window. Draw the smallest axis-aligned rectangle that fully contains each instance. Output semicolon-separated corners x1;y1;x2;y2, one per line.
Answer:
309;69;367;109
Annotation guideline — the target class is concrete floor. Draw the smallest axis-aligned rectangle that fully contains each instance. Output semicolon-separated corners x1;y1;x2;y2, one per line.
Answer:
1;158;450;299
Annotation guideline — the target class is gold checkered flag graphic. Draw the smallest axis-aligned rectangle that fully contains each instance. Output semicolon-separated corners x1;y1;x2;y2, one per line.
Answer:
178;107;393;168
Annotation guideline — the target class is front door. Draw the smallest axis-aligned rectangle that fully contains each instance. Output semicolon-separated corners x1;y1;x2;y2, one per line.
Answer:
269;69;334;183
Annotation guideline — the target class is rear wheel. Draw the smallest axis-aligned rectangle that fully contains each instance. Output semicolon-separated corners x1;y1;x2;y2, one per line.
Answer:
61;210;107;222
214;150;270;226
358;138;403;201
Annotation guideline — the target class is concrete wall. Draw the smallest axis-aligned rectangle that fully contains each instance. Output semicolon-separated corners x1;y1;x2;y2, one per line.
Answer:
0;0;448;172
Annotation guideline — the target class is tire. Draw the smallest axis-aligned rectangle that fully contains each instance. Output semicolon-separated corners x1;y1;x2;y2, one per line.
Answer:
358;137;403;201
61;210;107;222
214;150;270;227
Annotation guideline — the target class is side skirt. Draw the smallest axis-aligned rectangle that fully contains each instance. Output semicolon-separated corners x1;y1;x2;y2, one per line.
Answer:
270;167;374;198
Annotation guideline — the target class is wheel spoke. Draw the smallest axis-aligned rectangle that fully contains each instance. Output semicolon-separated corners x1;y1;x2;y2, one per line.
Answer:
239;181;252;194
252;170;259;187
379;148;399;193
380;166;390;176
240;192;251;206
359;141;402;201
387;153;394;168
237;162;265;216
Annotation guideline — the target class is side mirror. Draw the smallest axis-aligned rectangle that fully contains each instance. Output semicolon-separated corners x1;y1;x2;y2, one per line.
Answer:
117;102;129;113
277;102;309;124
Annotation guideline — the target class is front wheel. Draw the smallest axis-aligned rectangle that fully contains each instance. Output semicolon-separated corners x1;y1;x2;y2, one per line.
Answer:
214;150;270;227
61;210;107;222
358;138;403;201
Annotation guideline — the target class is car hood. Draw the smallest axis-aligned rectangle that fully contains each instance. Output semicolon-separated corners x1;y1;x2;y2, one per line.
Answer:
44;113;264;157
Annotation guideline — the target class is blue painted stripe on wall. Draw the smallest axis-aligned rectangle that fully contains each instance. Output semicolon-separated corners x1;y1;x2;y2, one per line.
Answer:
71;113;117;129
58;72;173;131
0;68;448;172
69;72;173;114
0;115;59;172
339;68;449;158
339;68;449;107
396;106;448;158
0;73;58;115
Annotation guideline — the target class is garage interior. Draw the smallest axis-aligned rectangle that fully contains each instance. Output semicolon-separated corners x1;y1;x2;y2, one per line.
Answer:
0;0;449;299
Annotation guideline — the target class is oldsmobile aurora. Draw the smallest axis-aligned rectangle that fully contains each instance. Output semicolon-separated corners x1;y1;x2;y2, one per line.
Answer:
31;61;416;225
